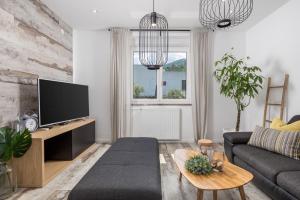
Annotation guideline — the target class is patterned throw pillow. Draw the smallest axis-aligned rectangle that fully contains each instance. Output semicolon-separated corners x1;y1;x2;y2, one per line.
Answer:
248;126;300;160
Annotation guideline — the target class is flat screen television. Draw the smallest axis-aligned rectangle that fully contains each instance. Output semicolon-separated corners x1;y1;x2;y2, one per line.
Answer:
38;79;89;127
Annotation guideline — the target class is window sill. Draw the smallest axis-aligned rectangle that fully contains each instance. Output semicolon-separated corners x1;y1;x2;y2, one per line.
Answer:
131;103;192;106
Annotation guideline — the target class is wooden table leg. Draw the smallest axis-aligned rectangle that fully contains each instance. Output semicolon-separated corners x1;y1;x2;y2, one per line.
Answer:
213;190;218;200
197;189;204;200
179;172;182;182
238;186;246;200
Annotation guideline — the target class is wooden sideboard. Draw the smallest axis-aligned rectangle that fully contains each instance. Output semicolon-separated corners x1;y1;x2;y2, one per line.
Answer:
13;119;95;187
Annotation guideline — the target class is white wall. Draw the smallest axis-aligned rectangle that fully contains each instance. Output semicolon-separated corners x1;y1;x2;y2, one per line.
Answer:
244;0;300;130
207;30;247;142
73;0;299;142
73;29;247;143
73;30;112;143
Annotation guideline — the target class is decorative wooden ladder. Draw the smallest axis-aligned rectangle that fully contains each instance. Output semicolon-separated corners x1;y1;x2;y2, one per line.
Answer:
263;74;289;127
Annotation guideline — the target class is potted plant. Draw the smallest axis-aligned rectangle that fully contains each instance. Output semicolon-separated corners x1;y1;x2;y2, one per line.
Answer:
0;127;32;198
185;155;213;175
214;50;263;131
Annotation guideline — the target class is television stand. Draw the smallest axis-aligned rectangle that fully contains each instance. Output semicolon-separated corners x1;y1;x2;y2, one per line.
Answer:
41;119;86;129
57;118;86;126
13;119;95;187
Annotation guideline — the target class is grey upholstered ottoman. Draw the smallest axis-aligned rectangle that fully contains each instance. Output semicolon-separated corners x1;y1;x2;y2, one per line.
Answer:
68;137;162;200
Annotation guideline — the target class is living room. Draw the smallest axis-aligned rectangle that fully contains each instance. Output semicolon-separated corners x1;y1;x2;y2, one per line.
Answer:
0;0;299;200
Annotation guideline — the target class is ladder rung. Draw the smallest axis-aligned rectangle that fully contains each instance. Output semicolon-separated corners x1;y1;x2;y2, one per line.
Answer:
265;120;272;123
269;85;284;89
267;103;282;106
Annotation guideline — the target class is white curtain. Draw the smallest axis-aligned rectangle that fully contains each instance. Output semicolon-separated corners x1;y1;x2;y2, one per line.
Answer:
191;29;214;141
110;28;132;142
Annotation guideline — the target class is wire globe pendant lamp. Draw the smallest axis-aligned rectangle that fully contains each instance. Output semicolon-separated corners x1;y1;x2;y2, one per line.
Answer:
199;0;253;30
139;0;169;70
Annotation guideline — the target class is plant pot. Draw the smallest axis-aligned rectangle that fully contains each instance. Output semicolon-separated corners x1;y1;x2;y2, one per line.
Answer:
0;163;16;199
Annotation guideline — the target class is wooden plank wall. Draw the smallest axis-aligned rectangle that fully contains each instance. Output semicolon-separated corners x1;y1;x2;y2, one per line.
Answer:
0;0;73;127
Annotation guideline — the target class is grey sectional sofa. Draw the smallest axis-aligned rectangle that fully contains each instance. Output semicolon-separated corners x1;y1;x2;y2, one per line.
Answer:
224;115;300;200
68;137;162;200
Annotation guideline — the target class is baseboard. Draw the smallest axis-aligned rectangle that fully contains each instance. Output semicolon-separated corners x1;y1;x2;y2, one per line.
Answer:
158;139;195;143
96;138;112;144
97;138;224;145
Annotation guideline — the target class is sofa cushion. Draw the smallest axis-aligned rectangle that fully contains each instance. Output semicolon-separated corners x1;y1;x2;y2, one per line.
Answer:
233;145;300;182
270;118;286;129
288;115;300;124
234;157;298;200
248;126;300;160
271;118;300;131
109;137;159;152
69;165;162;200
248;126;278;152
223;132;252;144
277;171;300;199
98;150;158;166
69;137;162;200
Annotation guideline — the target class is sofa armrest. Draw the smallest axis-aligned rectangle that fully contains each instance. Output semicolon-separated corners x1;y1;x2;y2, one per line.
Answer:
223;132;252;144
223;132;252;163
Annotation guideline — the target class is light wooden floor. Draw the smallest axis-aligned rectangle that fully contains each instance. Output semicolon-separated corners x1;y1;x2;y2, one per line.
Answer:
8;143;270;200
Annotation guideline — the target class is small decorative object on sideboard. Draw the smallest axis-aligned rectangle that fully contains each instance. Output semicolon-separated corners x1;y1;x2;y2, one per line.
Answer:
185;155;213;175
19;112;39;132
0;127;32;198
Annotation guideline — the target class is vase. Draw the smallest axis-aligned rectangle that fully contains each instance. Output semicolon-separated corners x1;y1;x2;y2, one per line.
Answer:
0;162;16;199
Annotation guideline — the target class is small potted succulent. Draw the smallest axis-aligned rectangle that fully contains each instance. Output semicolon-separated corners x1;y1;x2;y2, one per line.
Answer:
0;127;32;198
185;155;213;175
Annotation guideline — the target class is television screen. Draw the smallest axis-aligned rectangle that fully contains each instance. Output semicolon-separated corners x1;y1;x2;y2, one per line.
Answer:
38;79;89;127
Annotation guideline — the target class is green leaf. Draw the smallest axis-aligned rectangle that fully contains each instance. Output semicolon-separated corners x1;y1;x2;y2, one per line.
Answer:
12;129;32;158
0;127;32;162
0;127;14;162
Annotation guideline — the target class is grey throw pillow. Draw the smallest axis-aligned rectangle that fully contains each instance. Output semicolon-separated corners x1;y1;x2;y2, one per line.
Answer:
248;126;300;160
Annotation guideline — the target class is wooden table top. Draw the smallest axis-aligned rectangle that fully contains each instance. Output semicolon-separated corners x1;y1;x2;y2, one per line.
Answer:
174;149;253;191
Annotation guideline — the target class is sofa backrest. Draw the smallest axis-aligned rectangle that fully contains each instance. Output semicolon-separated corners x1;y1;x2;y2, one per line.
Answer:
288;115;300;124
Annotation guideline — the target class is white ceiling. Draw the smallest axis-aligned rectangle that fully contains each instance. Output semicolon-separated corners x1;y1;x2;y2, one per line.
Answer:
41;0;289;30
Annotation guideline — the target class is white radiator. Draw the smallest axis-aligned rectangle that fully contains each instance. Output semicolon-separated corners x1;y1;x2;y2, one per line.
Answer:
131;107;181;140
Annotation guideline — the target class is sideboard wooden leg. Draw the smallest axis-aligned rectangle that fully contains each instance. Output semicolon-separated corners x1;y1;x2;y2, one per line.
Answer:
238;186;246;200
197;189;203;200
213;190;218;200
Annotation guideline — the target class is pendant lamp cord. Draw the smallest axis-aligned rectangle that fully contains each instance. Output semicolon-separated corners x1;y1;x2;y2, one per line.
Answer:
153;0;155;12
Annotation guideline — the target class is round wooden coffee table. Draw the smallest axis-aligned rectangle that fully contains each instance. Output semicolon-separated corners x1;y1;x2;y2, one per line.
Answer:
174;149;253;200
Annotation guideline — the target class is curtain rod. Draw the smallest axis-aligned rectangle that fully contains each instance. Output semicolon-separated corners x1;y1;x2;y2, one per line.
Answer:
108;28;191;32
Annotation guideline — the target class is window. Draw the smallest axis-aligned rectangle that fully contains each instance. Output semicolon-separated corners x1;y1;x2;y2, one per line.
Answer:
132;49;191;104
133;54;157;99
162;52;187;99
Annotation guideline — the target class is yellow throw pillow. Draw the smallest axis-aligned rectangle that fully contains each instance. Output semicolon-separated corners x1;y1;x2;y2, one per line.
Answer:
270;118;286;129
270;118;300;132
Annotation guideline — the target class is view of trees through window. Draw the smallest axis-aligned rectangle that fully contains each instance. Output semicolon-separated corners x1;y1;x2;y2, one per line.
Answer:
133;52;187;100
163;52;187;99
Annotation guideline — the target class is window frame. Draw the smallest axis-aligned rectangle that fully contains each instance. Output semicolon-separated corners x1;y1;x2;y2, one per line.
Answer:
131;46;192;105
